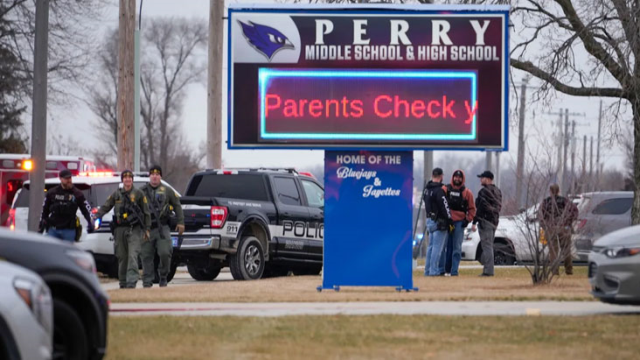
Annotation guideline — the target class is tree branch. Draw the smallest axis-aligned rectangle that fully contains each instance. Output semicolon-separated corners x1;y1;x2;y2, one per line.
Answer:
554;0;630;86
511;58;627;98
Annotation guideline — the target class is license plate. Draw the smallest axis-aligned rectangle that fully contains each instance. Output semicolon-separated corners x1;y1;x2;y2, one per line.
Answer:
172;237;179;247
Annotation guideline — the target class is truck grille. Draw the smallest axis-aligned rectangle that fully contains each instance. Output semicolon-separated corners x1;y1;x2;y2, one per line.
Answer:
588;262;598;278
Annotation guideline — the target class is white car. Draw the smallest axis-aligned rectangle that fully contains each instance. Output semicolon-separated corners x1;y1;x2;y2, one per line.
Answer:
11;172;180;280
462;205;579;264
0;261;53;360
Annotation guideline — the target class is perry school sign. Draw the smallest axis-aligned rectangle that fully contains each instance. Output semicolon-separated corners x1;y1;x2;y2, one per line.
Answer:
228;5;510;150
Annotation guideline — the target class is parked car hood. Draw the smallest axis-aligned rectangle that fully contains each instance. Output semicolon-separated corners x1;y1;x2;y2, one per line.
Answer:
593;224;640;248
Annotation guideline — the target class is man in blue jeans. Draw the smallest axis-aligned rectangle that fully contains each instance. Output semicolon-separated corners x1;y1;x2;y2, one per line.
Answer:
423;168;452;276
439;170;476;276
39;169;94;242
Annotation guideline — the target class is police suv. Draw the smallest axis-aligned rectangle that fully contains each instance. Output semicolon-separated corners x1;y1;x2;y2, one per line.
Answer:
11;172;181;281
174;168;324;281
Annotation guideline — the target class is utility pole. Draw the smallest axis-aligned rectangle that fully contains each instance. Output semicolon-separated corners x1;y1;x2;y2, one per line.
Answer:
207;0;223;169
485;152;493;173
117;0;135;171
495;152;501;188
590;136;594;191
515;77;530;209
423;151;433;181
133;1;143;173
27;0;49;232
582;135;587;193
570;121;576;196
556;112;563;183
561;109;570;195
595;99;603;189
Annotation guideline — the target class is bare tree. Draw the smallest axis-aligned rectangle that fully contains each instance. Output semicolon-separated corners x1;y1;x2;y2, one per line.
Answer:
87;29;119;155
1;0;108;104
507;0;640;224
139;17;207;171
87;18;206;190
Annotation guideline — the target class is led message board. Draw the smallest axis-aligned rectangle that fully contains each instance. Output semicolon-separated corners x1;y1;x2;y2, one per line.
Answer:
228;5;509;150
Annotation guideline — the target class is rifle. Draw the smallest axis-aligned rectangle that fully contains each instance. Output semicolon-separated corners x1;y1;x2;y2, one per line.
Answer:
122;192;144;228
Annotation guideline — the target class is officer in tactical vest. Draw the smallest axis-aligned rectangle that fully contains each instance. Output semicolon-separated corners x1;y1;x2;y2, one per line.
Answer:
39;169;94;242
140;165;184;288
94;170;151;289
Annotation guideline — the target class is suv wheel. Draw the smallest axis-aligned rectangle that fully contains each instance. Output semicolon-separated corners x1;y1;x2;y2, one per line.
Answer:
52;299;88;360
187;263;222;281
494;241;516;265
229;236;265;280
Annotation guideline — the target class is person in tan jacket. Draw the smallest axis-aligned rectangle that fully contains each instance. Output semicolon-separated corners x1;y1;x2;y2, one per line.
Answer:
439;169;476;276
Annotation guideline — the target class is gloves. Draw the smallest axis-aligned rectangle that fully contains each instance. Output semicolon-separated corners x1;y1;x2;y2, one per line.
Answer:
38;220;47;234
176;224;185;236
449;224;455;233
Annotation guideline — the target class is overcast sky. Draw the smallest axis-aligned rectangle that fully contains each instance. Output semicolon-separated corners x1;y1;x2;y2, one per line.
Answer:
38;0;632;174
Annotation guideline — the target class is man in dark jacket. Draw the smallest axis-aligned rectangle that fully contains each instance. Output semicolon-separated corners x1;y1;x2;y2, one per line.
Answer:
423;167;452;276
472;170;502;276
39;169;94;242
538;184;579;275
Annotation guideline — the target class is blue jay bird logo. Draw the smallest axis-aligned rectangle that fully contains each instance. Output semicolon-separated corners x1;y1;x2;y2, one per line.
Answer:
239;21;294;60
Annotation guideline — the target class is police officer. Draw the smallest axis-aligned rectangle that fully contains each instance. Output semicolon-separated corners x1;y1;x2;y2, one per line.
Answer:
423;167;452;276
538;184;579;276
94;170;151;289
140;165;184;288
39;169;94;242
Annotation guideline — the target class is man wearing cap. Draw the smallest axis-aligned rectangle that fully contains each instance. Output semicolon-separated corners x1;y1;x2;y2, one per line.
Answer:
423;167;453;276
472;170;502;277
140;165;184;288
440;169;476;276
39;169;94;242
95;170;151;289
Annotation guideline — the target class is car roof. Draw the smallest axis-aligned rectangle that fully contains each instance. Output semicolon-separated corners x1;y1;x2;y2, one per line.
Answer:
579;191;633;198
25;176;152;185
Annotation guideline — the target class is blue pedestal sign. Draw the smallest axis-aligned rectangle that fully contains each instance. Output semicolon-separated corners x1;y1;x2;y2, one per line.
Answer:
322;151;416;291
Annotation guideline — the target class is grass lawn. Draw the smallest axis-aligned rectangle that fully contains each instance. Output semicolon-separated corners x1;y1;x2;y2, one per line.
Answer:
107;266;594;303
107;314;640;360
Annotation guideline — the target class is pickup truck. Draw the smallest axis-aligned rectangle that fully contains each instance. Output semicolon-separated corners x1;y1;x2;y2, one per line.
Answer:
174;168;324;281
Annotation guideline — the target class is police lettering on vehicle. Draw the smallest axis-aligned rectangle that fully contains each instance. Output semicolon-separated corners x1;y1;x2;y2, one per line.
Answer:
282;220;324;240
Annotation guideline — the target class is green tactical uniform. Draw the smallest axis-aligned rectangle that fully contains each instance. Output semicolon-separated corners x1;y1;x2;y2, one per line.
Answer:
96;186;151;288
140;183;184;287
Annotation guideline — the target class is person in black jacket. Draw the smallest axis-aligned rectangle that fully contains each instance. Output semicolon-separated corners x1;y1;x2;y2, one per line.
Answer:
472;170;502;276
423;167;452;276
39;169;94;242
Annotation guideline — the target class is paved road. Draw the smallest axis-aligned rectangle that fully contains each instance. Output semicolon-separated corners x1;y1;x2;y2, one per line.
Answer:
101;268;233;291
109;301;640;317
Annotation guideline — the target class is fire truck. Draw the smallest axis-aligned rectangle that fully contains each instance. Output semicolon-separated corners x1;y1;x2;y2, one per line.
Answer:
0;154;97;227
